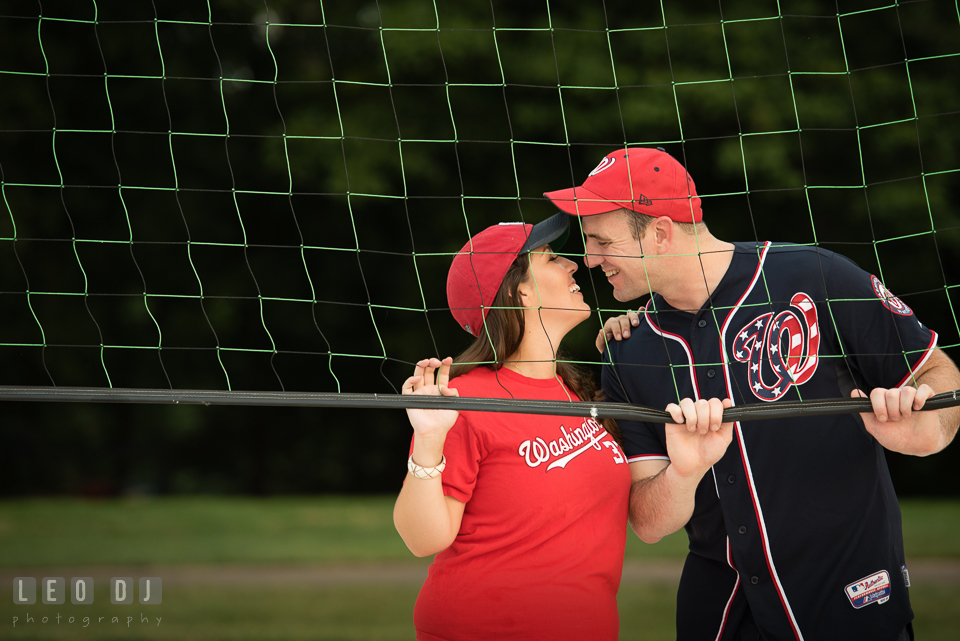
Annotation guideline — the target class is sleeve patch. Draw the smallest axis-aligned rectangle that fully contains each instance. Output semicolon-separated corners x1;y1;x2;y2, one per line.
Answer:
871;275;913;316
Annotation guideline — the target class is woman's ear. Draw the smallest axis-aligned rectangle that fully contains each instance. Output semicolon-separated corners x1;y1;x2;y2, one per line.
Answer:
514;281;535;307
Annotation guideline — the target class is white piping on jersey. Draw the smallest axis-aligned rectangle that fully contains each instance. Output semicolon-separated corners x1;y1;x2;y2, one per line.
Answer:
646;284;740;640
714;537;740;641
895;331;938;389
644;299;702;401
718;241;805;641
626;454;670;464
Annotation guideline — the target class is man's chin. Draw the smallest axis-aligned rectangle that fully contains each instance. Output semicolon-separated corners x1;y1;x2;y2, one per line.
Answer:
613;288;640;303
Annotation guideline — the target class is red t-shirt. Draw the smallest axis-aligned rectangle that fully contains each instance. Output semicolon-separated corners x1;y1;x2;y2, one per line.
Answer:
410;366;631;641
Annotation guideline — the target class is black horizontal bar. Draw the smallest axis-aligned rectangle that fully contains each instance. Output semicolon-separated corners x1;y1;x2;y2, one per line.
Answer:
0;385;957;424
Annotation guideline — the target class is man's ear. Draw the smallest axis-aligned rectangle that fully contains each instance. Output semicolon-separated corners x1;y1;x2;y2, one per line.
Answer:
651;217;675;255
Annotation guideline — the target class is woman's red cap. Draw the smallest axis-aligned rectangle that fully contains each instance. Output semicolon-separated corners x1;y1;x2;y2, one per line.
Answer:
447;213;569;336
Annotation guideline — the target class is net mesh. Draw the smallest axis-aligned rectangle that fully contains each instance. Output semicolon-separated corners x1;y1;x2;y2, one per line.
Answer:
0;0;958;408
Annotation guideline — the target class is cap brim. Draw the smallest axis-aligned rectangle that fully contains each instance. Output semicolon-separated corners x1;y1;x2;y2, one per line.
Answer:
543;186;626;217
521;212;570;253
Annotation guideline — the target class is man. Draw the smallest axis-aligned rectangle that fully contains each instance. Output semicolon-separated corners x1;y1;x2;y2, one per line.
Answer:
544;147;960;641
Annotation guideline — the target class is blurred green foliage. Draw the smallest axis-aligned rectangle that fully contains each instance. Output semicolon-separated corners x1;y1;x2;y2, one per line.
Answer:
0;0;958;494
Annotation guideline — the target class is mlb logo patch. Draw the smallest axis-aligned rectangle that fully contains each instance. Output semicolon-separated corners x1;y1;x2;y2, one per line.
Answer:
845;570;891;609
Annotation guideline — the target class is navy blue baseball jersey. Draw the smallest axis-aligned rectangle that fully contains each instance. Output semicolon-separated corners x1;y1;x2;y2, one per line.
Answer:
603;241;937;641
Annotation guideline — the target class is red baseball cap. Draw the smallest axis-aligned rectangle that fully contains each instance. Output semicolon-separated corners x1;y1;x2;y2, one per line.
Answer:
544;147;702;223
447;213;570;336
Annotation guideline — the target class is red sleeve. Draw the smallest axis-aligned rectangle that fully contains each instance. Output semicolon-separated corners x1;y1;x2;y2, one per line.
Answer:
407;412;484;504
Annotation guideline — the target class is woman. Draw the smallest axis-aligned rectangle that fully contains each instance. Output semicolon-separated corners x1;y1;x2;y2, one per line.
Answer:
393;213;631;640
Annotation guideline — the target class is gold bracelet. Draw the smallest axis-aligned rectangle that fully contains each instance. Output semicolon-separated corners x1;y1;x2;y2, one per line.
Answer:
407;455;445;480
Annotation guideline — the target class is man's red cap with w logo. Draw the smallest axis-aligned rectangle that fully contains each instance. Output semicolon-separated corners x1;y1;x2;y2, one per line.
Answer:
543;147;702;223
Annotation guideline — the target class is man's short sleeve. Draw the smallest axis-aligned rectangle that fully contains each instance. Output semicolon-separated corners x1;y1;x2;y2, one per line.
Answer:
824;254;938;390
602;345;669;464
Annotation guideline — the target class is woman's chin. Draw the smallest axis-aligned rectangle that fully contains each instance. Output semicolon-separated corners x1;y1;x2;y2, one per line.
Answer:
536;306;594;338
565;307;593;329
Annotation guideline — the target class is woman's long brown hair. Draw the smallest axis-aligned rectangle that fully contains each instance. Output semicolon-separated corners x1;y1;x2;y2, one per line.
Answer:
448;252;621;443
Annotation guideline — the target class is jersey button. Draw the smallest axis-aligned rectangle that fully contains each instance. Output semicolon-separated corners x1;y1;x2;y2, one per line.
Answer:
751;576;759;585
727;475;736;484
738;525;747;535
706;369;716;378
698;319;707;328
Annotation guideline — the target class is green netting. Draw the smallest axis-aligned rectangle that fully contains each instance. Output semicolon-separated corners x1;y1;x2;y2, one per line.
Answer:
0;0;958;417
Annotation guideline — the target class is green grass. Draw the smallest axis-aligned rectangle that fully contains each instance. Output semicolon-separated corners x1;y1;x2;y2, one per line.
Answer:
899;499;960;557
2;583;417;641
3;584;958;641
620;585;960;641
0;497;957;639
1;496;956;566
0;496;414;567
